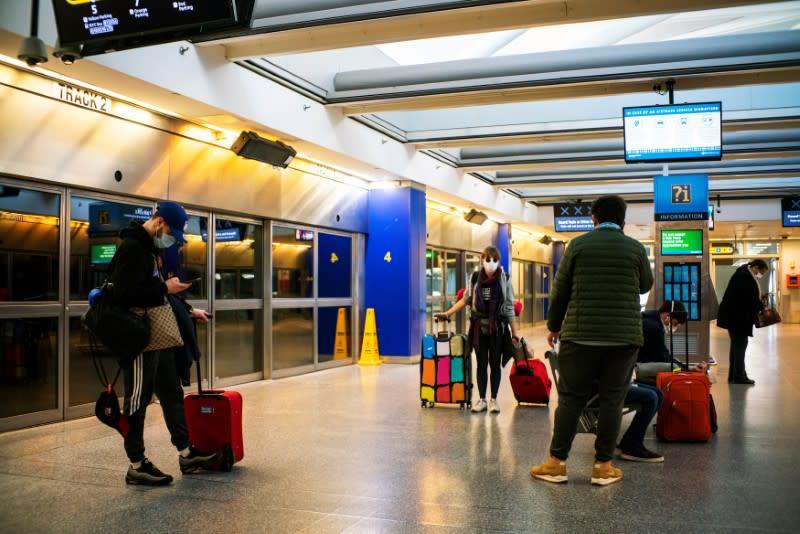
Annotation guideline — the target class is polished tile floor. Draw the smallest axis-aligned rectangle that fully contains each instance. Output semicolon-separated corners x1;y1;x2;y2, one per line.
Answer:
1;323;798;533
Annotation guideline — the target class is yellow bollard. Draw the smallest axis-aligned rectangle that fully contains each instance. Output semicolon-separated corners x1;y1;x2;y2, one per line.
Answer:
358;308;382;365
333;307;349;360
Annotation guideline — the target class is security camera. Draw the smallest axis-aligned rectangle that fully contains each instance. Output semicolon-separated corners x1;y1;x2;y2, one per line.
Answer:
18;35;48;67
53;41;83;65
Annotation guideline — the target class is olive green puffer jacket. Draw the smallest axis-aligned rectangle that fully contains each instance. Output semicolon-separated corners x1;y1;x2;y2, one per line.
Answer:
547;227;653;347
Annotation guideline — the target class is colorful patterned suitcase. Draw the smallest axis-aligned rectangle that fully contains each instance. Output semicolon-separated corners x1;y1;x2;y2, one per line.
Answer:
420;318;472;409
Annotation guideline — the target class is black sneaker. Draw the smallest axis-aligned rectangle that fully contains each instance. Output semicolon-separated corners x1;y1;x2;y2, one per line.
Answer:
179;446;220;473
619;445;664;463
125;458;173;486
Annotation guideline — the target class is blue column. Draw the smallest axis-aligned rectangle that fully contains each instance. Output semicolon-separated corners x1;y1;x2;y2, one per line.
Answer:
365;186;426;360
552;241;566;274
497;223;511;274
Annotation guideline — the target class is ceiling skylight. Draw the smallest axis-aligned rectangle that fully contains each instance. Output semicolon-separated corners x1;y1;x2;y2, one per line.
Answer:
375;1;800;66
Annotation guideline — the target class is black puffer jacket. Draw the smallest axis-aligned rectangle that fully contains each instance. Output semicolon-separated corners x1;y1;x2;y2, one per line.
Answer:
717;265;763;337
110;222;167;308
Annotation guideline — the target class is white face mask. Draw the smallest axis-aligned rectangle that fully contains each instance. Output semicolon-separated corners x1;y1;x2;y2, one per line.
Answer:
755;272;764;280
153;226;176;249
483;258;499;274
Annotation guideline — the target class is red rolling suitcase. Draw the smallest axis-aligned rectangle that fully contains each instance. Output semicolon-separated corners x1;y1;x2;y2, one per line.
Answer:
509;356;551;405
655;305;713;442
184;364;244;471
656;371;712;441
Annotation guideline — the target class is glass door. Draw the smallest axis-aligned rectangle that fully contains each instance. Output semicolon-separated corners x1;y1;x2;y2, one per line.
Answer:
213;215;263;387
270;223;355;377
0;180;63;431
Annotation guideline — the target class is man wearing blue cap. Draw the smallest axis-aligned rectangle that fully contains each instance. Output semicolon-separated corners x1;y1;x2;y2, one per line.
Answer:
111;200;217;485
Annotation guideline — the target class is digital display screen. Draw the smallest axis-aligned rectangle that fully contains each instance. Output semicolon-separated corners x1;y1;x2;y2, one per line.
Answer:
661;229;703;256
782;196;800;227
91;243;117;264
295;229;314;241
52;0;236;47
624;102;722;163
200;228;241;242
553;203;593;232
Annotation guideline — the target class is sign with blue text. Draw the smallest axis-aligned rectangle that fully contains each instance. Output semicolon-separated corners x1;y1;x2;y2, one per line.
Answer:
653;174;709;221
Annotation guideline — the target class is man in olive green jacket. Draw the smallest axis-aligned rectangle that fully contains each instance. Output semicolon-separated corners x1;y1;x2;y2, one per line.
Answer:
530;195;653;486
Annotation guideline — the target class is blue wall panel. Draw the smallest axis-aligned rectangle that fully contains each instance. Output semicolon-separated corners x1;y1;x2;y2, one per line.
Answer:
365;187;426;358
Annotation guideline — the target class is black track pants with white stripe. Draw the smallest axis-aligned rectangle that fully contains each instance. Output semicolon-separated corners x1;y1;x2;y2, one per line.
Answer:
122;349;190;463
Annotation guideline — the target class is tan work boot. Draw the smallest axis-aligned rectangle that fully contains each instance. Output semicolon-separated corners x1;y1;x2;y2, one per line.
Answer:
529;458;568;483
591;463;623;486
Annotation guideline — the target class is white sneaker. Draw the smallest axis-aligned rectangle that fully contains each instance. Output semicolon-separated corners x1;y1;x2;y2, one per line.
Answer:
471;399;487;413
708;355;718;366
489;399;500;414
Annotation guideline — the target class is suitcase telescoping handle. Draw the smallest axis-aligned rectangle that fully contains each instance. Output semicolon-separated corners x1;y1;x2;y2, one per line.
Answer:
194;358;204;394
667;301;690;371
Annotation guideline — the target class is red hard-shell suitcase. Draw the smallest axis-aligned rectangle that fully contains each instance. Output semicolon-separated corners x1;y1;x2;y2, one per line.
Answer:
184;366;244;471
509;358;551;405
656;371;712;442
654;304;713;442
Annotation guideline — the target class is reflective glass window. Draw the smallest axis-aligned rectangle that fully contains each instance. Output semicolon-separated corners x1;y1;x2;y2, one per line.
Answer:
317;233;351;298
272;226;314;298
215;309;262;379
465;254;481;287
426;249;442;297
214;220;262;299
0;186;60;302
0;317;58;417
69;196;152;301
272;308;313;370
68;315;117;406
318;306;351;363
444;252;458;295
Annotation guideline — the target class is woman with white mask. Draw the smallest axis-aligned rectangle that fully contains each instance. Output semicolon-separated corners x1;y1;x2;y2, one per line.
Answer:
436;246;519;413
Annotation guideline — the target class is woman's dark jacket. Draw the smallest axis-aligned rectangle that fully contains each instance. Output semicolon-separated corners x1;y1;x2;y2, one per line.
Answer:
716;265;763;337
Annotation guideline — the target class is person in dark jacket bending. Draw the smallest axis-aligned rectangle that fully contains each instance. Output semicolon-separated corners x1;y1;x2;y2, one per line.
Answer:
530;195;653;486
716;259;769;385
111;201;217;486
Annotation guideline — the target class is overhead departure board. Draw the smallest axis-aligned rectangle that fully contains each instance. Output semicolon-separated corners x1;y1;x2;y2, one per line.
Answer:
52;0;236;47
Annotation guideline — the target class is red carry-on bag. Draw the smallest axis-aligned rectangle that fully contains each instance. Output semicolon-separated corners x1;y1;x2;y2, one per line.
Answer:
508;340;551;405
655;304;713;442
184;362;244;471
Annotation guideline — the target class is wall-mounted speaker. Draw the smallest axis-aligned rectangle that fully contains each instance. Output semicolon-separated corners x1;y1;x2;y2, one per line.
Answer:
464;209;488;225
231;131;296;168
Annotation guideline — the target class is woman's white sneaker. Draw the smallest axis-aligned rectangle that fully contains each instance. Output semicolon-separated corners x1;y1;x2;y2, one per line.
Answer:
489;399;500;413
471;399;488;413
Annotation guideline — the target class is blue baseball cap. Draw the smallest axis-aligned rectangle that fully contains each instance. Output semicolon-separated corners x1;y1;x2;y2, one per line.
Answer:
157;201;188;244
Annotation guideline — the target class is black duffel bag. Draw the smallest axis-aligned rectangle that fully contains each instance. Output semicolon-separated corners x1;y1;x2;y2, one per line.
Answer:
83;283;150;361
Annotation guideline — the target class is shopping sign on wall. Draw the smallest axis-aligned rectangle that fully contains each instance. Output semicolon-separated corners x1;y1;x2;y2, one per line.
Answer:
653;174;709;221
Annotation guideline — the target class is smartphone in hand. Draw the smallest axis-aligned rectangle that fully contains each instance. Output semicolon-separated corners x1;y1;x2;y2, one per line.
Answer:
184;277;202;284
